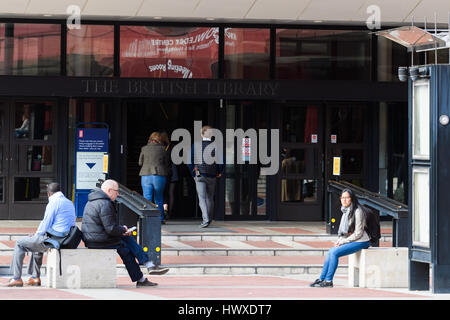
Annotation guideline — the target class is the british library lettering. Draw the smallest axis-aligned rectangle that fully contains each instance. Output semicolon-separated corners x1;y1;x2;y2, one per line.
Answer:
81;79;279;98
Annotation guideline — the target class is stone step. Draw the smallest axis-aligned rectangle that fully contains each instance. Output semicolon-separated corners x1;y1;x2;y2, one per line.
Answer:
0;263;347;276
0;239;393;257
0;233;393;242
0;253;348;276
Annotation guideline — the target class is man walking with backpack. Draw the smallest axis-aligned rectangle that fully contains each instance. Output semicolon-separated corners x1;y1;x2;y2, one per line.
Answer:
7;183;76;287
188;125;224;228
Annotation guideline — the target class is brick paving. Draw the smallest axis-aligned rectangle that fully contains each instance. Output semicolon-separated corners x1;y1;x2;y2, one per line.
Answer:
0;220;445;300
0;275;433;300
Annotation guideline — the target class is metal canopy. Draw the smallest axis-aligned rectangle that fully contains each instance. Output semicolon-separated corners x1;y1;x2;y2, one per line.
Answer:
376;25;449;52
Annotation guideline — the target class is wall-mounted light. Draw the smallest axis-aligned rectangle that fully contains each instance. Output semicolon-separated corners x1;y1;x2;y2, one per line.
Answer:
398;67;408;82
398;66;431;82
409;66;420;81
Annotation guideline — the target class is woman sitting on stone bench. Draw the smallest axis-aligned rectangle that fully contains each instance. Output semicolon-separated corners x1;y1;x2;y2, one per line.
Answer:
310;188;371;288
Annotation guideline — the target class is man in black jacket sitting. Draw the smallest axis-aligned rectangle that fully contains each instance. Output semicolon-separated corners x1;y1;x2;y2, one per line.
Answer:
81;179;157;287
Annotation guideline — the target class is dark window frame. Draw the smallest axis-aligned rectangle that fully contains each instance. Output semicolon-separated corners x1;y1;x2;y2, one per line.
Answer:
0;18;409;81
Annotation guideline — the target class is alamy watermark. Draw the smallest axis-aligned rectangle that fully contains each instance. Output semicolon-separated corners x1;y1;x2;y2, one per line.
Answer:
67;5;81;30
366;5;381;30
171;121;279;176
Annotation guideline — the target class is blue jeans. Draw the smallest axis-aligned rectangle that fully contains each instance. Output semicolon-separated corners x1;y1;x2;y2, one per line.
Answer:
141;175;166;221
121;235;150;265
319;241;370;281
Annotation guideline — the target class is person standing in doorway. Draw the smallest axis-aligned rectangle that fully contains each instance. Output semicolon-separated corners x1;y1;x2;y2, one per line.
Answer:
160;130;179;221
188;125;224;228
139;132;170;224
309;188;370;288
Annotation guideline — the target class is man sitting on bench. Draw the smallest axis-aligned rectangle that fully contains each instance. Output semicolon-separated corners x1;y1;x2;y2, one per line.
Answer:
7;183;76;287
81;179;167;287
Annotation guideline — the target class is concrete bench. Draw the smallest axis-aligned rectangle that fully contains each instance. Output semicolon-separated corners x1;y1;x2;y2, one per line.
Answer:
348;247;408;288
45;248;117;289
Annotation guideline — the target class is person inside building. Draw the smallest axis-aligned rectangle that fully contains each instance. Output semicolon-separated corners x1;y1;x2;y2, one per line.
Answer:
15;114;30;138
310;188;370;288
7;182;76;287
188;125;224;228
139;132;170;224
81;179;166;287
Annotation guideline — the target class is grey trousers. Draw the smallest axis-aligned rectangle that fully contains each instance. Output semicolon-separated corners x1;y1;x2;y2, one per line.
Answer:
194;176;217;223
10;234;48;279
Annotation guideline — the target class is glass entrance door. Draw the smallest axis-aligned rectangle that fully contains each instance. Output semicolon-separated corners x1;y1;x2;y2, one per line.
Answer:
276;102;369;221
0;100;58;219
277;103;324;220
325;103;368;187
223;101;269;219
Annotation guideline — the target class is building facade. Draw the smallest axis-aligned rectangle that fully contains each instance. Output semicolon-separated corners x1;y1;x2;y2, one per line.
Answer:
0;1;448;221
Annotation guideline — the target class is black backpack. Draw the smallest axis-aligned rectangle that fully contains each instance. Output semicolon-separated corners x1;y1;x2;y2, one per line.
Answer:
44;225;83;250
43;225;83;276
360;205;381;247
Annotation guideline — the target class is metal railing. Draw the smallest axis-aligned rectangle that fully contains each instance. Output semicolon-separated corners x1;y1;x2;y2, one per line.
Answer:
327;180;408;247
96;179;162;265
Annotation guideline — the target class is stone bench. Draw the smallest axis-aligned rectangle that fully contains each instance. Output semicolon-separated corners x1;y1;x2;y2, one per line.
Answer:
45;248;117;289
348;247;408;288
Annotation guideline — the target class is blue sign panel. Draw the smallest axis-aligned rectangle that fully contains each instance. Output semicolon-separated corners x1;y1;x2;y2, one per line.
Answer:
76;128;109;152
75;125;109;217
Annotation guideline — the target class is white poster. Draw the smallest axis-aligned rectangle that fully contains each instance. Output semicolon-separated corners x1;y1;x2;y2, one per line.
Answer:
76;152;106;190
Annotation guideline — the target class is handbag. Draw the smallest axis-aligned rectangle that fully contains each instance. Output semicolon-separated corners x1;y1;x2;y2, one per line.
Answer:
43;226;83;276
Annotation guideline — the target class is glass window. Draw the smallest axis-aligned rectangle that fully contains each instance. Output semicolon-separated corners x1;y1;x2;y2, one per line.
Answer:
329;106;364;143
377;37;408;81
225;176;235;216
256;174;266;216
120;26;219;78
0;23;60;75
67;25;114;76
281;149;306;175
15;102;53;141
412;80;430;159
341;149;364;174
282;105;319;143
224;28;270;79
281;178;317;202
14;177;54;202
276;29;371;80
412;167;430;247
20;145;53;172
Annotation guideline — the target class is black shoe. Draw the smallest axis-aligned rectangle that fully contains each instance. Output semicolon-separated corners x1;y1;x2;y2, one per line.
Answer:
136;278;158;287
309;279;323;287
319;281;333;288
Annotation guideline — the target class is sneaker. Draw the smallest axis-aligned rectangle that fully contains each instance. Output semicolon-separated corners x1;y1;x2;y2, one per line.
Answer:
319;281;333;288
309;279;323;287
199;221;211;228
147;265;169;275
136;278;158;287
